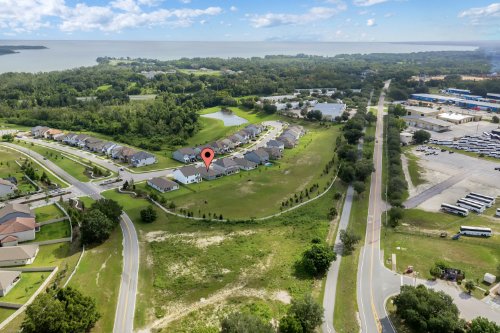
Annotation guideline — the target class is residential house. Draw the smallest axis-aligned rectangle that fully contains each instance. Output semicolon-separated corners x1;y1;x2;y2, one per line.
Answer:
228;135;242;146
266;140;285;150
31;126;50;138
0;271;21;296
54;133;68;142
263;147;283;160
74;134;91;148
214;140;231;153
130;151;156;167
110;146;124;159
244;124;262;137
278;136;296;149
221;139;235;150
0;217;38;244
44;129;63;139
86;140;106;153
233;158;258;171
117;147;137;163
0;236;18;247
244;148;269;165
3;177;17;185
172;166;202;184
102;142;117;155
172;148;198;163
0;244;39;267
242;128;256;139
147;177;179;193
0;204;34;225
84;138;103;151
212;158;240;175
197;167;225;180
235;131;250;143
63;133;78;145
0;179;17;198
287;125;305;137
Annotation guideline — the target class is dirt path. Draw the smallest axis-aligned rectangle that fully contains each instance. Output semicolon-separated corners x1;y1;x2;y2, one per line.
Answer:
401;154;417;197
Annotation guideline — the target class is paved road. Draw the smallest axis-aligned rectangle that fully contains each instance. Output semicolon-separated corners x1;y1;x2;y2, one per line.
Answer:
1;142;139;333
322;186;354;333
403;170;469;209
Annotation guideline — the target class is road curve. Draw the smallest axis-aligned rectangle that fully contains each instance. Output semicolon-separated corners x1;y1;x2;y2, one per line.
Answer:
1;142;139;333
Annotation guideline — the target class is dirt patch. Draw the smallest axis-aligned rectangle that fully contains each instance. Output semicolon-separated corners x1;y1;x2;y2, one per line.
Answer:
144;230;257;249
273;290;292;304
95;254;111;287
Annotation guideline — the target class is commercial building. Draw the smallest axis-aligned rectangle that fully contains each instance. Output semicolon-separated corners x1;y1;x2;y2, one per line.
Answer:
486;93;500;101
437;112;481;124
403;116;451;132
446;88;471;95
410;94;500;112
405;106;441;118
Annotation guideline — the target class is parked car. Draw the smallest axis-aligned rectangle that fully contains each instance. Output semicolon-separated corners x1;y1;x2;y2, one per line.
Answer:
452;234;461;240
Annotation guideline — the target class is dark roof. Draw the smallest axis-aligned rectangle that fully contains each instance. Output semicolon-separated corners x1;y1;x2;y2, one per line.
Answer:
148;177;178;189
267;140;284;147
214;158;238;168
176;147;197;155
234;158;257;168
247;148;269;159
131;151;155;160
0;204;33;218
197;167;225;178
177;165;200;177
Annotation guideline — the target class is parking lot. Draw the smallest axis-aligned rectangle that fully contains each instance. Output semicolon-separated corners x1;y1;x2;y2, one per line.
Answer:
415;120;500;141
407;146;500;212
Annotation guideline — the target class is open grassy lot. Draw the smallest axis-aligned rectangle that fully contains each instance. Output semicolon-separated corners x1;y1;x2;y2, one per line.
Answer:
0;146;63;191
0;272;47;304
34;204;65;222
178;69;221;76
186;116;236;147
404;149;425;187
30;220;71;242
146;124;340;219
68;227;123;333
16;142;94;182
103;179;343;332
382;209;500;296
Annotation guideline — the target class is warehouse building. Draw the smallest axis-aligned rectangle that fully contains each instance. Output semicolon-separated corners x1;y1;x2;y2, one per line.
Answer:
405;106;441;117
403;116;451;132
437;112;481;124
411;94;500;112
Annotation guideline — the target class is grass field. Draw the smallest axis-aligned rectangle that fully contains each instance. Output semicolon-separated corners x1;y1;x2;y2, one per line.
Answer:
103;179;343;332
382;209;500;297
30;220;71;242
34;204;65;222
404;149;425;187
0;272;47;304
68;227;123;333
0;146;63;191
178;69;221;76
138;124;340;219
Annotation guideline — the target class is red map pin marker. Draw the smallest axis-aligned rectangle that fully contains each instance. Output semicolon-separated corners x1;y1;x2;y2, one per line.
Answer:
201;147;215;171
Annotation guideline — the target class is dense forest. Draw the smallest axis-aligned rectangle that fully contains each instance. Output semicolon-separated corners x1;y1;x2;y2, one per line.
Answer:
0;51;495;148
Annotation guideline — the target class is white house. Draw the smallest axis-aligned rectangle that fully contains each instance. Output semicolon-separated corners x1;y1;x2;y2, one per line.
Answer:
130;151;156;167
172;166;202;184
0;217;38;243
0;270;21;296
0;245;39;267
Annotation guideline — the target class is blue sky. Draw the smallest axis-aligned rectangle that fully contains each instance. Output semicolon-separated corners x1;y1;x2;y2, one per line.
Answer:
0;0;499;41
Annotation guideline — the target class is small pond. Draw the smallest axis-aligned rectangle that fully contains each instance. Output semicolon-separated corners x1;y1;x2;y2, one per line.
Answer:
201;111;249;127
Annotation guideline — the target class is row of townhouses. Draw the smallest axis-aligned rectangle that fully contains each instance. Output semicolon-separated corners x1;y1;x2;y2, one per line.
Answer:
30;126;157;167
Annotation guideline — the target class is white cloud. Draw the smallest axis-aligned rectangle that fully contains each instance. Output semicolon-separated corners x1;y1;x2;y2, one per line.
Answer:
459;3;500;19
366;18;376;26
0;0;222;33
353;0;388;7
230;6;238;12
179;0;191;3
250;5;346;28
384;12;393;17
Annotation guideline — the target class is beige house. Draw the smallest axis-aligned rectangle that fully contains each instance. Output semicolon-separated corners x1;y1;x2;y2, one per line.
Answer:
0;270;21;296
0;217;38;245
0;245;39;267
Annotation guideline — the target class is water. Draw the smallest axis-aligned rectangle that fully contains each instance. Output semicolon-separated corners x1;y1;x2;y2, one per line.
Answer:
201;111;248;126
0;40;478;73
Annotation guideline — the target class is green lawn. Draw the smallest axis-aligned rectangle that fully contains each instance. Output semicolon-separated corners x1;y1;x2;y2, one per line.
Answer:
30;221;71;242
96;84;112;91
178;69;221;76
0;146;63;191
16;142;91;182
34;204;65;222
404;149;425;187
137;124;340;219
0;272;47;304
382;209;500;297
0;309;16;328
186;117;237;147
103;181;343;332
68;228;123;333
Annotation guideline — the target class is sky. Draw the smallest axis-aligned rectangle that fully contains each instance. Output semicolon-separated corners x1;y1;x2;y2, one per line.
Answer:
0;0;499;41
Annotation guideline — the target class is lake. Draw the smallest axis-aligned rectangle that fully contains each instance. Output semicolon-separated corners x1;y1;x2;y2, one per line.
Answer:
0;40;478;73
201;111;249;126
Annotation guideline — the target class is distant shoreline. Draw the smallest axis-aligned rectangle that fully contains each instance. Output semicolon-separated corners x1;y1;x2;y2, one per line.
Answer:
0;45;47;56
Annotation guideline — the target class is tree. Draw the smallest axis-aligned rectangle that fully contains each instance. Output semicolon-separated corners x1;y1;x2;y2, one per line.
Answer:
288;295;324;333
465;280;475;294
492;115;499;124
301;244;336;276
355;159;374;181
429;264;442;280
468;317;500;333
364;111;377;125
388;207;404;227
22;287;100;333
140;205;157;223
220;312;274;333
90;199;123;224
353;181;366;196
339;163;356;183
339;229;361;254
80;209;115;245
307;110;323;121
279;315;302;333
344;128;364;145
413;130;431;144
393;285;464;333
